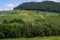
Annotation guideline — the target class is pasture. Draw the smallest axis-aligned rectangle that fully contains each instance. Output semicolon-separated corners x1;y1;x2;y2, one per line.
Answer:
0;36;60;40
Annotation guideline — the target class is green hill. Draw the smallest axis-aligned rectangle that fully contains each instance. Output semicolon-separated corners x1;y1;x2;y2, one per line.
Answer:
0;10;60;23
14;1;60;13
0;10;60;38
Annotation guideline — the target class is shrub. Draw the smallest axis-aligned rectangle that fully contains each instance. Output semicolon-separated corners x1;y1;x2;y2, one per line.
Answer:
0;20;60;38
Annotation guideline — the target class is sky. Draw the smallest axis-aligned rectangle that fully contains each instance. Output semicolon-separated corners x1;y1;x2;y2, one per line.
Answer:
0;0;60;11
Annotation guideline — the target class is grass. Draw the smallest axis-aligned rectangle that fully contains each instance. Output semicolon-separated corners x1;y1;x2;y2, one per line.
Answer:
0;36;60;40
0;10;60;40
0;10;60;23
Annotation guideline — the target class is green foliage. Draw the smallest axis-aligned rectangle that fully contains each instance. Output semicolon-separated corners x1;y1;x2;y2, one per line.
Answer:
14;1;60;13
0;20;60;38
0;10;60;38
1;36;60;40
3;19;25;24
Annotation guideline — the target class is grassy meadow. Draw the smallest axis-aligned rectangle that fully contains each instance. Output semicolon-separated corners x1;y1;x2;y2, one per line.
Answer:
0;36;60;40
0;10;60;23
0;10;60;39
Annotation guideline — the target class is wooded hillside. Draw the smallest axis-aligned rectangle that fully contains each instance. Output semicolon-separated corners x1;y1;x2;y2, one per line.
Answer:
14;1;60;13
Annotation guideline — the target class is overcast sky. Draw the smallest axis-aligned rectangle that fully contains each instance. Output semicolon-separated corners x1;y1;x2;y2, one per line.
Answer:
0;0;60;11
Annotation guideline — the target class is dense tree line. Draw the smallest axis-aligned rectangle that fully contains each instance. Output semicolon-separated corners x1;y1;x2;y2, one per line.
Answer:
0;19;60;38
14;1;60;13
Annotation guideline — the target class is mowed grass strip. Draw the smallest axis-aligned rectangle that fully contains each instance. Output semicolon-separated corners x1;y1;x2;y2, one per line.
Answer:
0;36;60;40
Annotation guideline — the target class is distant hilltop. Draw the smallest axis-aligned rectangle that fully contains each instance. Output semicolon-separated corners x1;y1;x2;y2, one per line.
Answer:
14;1;60;13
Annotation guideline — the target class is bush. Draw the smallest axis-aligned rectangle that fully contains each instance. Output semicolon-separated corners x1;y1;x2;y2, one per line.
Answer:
0;20;60;38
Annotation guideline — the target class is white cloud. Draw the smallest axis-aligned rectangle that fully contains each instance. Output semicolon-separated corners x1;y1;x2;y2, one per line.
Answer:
0;8;3;11
6;3;19;8
16;4;19;6
0;8;2;10
0;3;19;11
0;7;12;11
6;3;15;7
3;9;10;11
5;3;19;10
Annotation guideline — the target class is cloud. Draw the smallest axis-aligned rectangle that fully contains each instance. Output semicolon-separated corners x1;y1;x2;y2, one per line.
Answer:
15;4;19;6
0;8;2;11
6;3;15;7
0;8;10;11
6;3;19;7
5;3;19;10
0;3;19;11
0;7;13;11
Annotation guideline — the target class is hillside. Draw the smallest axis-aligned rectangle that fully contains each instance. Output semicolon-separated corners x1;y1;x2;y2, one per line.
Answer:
0;10;60;38
14;1;60;13
0;10;60;23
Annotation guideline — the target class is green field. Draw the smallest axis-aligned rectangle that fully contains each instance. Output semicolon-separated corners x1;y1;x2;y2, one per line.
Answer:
0;10;60;27
0;10;60;22
0;10;60;39
0;36;60;40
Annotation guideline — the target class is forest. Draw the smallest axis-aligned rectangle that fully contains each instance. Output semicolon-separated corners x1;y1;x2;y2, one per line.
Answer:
14;1;60;13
